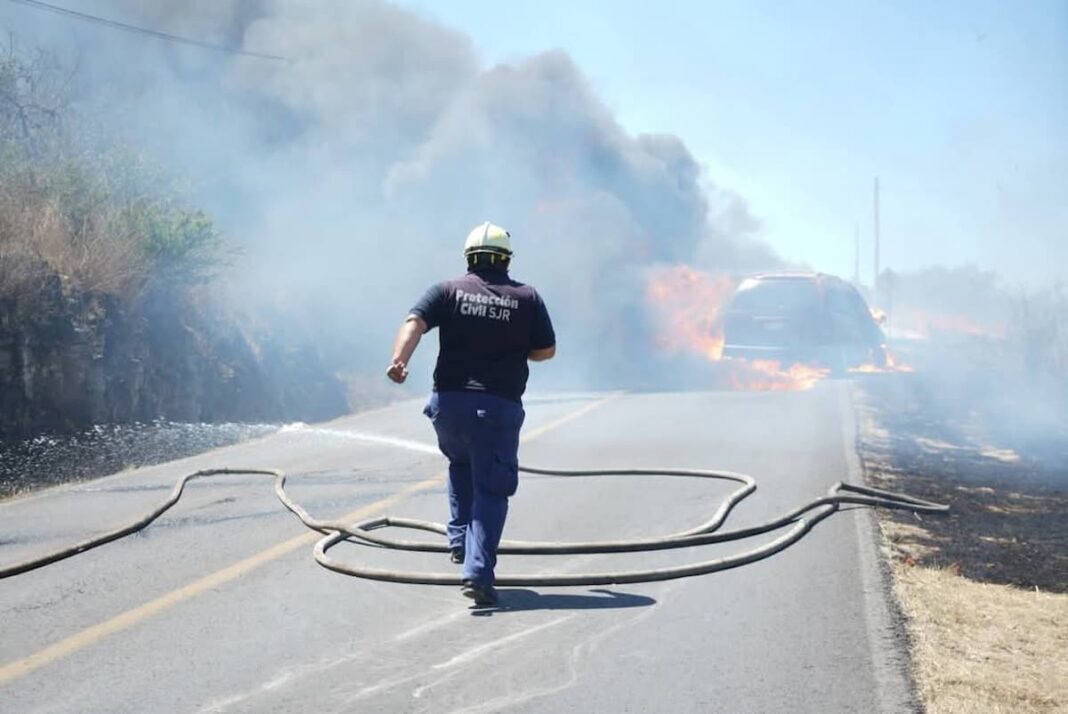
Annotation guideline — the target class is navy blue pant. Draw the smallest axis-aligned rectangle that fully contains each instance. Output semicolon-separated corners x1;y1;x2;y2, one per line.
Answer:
423;391;525;586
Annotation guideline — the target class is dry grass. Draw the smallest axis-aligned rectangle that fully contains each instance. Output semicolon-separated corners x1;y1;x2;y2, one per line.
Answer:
890;562;1068;713
1;40;222;304
0;175;149;300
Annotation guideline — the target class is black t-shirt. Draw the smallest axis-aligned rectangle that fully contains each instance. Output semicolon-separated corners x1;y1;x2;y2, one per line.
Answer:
410;268;555;403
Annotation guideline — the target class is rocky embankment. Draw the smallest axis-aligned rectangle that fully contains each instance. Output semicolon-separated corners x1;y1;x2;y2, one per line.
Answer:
0;273;347;440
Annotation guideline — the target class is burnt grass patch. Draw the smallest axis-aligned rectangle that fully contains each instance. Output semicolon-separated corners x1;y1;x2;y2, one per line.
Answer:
854;372;1068;593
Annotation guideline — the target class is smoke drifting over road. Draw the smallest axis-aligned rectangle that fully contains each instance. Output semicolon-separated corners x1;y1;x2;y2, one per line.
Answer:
3;0;779;389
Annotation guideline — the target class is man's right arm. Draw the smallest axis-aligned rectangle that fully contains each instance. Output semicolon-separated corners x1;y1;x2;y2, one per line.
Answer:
387;284;443;383
387;315;429;383
528;290;556;362
529;345;556;361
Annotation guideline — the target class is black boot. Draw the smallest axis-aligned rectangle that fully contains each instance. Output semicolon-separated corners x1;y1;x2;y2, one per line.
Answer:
461;580;498;606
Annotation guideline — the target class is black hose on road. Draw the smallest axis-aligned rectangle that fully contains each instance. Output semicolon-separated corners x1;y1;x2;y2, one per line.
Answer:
0;464;948;584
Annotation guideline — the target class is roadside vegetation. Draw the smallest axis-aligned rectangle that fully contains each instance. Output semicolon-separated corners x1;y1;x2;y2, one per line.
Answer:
893;564;1067;713
0;36;346;449
855;372;1067;713
0;39;225;305
861;267;1067;713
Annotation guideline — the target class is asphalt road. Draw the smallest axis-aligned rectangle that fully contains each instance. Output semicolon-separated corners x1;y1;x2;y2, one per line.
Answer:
0;383;914;713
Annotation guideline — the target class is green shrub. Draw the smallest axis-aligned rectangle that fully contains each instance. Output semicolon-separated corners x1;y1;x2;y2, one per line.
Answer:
0;38;227;301
117;201;224;284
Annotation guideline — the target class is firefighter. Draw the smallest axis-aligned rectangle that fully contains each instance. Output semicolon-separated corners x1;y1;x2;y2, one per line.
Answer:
386;222;556;605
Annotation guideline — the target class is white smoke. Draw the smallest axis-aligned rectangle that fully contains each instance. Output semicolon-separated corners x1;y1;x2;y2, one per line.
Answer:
4;0;780;388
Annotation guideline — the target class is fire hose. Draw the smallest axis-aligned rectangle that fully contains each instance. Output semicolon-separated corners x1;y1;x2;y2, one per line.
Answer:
0;465;948;583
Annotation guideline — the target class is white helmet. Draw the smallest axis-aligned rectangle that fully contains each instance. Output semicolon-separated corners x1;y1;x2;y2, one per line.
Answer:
463;222;512;257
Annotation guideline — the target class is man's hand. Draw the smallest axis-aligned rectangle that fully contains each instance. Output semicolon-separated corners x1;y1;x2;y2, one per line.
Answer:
386;359;408;384
387;315;427;385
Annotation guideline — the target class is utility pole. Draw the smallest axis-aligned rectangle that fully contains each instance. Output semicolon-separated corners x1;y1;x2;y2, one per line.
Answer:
873;177;881;305
853;222;861;287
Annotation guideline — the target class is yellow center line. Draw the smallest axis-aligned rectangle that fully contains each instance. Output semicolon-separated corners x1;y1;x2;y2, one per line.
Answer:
0;393;619;687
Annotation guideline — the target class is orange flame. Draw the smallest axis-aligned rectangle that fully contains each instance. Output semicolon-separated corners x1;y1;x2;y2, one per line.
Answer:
849;349;915;374
645;265;735;361
726;360;830;391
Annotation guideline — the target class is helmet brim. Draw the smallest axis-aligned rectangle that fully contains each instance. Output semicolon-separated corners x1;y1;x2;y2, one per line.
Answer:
463;247;513;257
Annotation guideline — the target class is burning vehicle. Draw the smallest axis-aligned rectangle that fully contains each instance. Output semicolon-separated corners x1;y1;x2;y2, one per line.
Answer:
722;273;888;372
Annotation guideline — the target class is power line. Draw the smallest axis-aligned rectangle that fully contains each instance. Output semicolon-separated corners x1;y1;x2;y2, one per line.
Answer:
7;0;289;62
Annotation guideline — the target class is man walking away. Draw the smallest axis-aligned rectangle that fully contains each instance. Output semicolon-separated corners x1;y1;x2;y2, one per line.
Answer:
386;222;556;605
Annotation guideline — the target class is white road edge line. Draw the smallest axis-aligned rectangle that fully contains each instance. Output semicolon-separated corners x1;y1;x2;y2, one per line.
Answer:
839;381;915;714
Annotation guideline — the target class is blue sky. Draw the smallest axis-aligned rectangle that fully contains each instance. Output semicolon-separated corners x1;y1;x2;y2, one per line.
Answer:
403;0;1067;287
